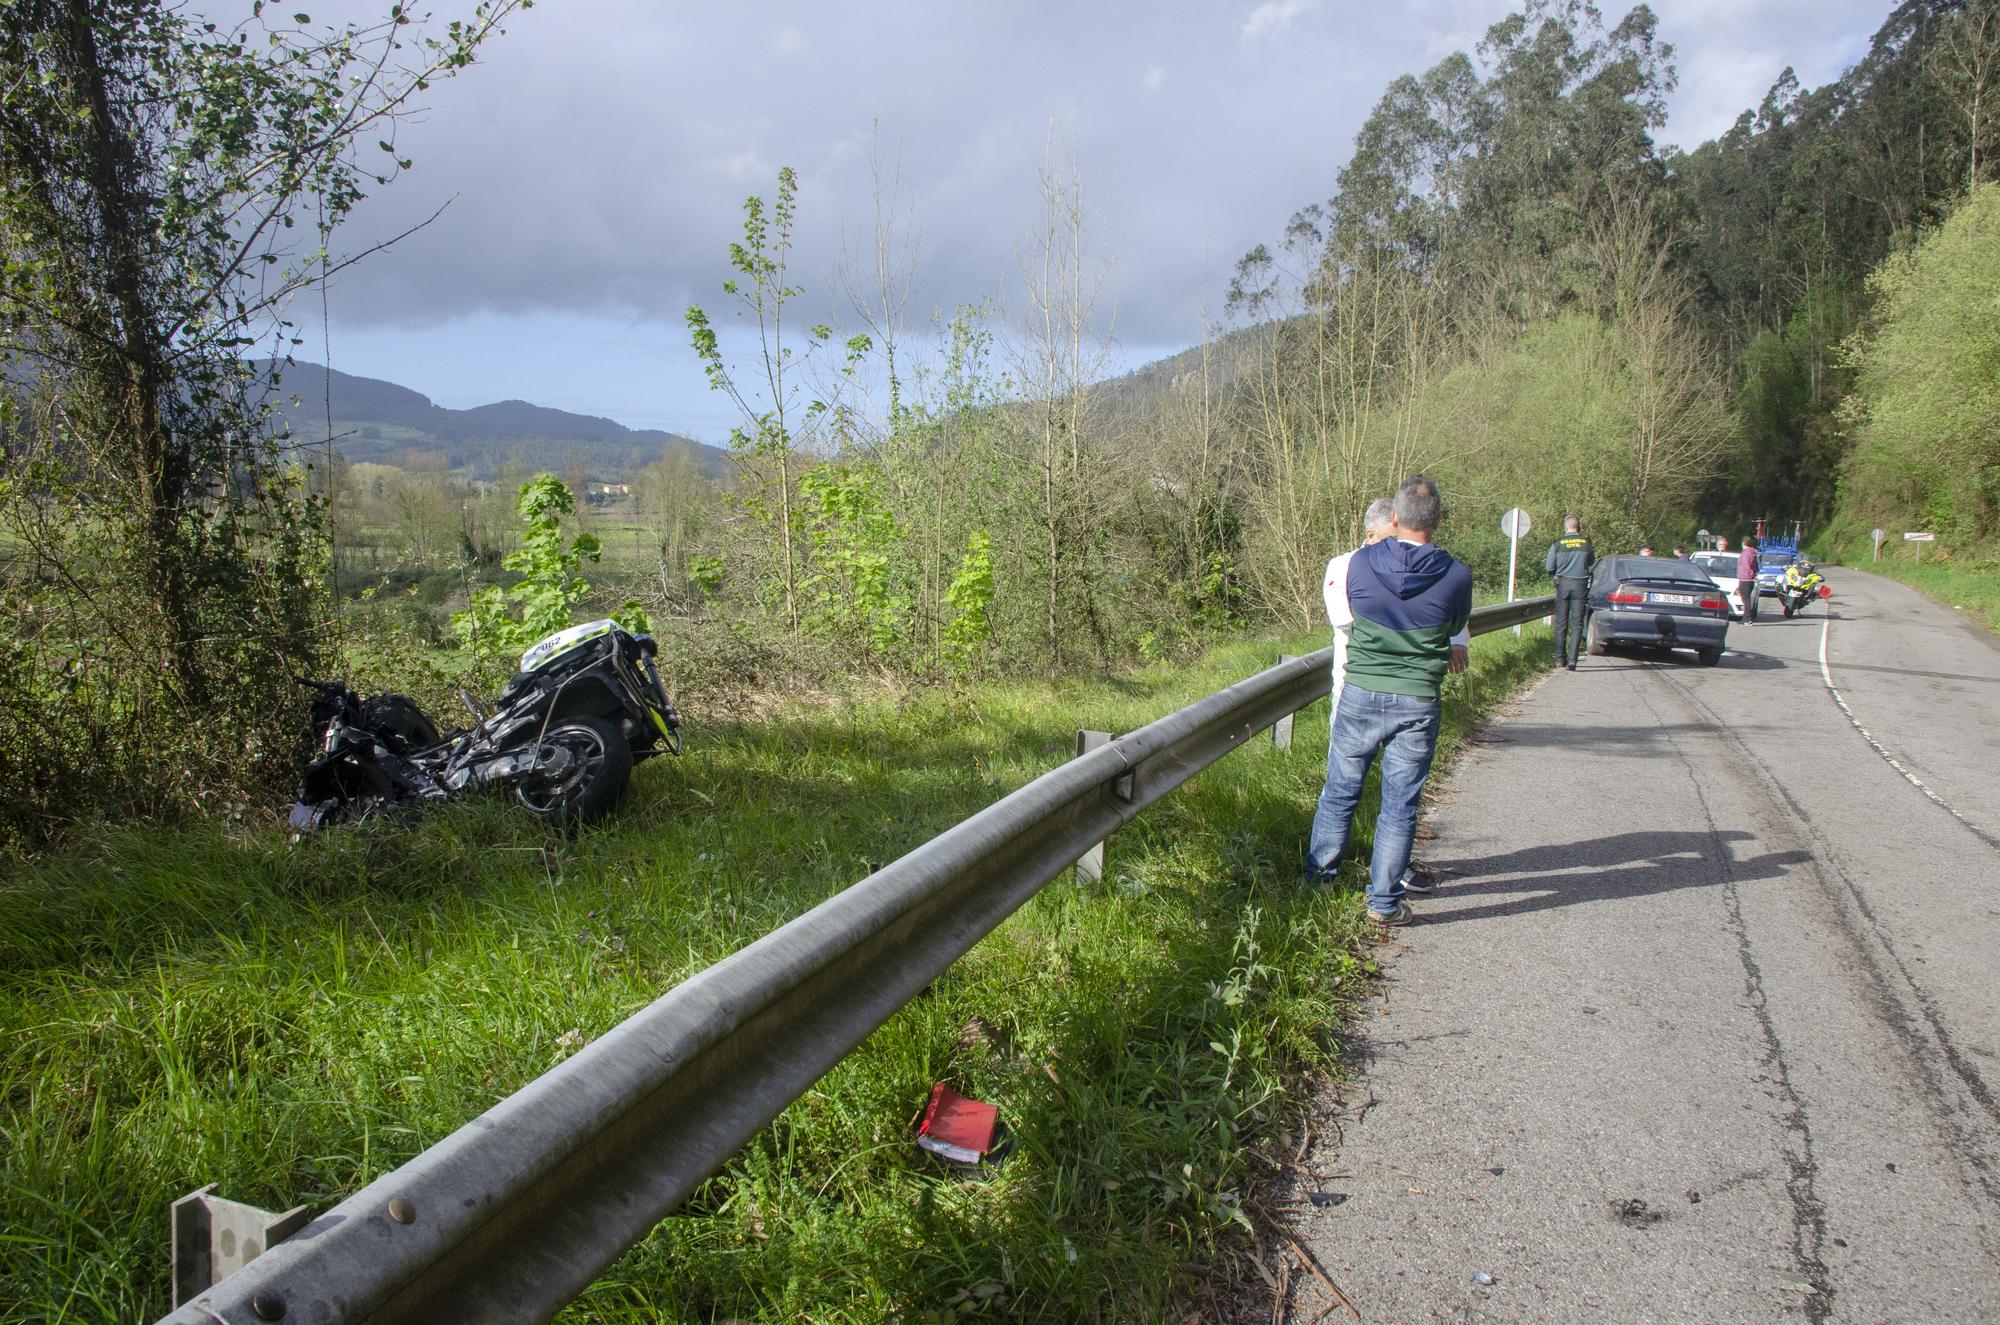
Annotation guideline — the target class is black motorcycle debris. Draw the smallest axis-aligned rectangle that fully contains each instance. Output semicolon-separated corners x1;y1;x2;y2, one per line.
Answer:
291;620;681;830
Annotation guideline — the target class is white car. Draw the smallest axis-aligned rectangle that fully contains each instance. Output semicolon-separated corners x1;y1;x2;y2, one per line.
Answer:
1688;551;1747;620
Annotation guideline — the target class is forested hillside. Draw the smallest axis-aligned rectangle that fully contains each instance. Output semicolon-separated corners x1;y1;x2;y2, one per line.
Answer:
1675;0;1999;545
1836;183;2000;546
1216;0;1997;578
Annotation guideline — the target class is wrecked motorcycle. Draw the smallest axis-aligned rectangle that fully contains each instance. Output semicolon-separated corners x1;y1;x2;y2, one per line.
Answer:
290;619;681;830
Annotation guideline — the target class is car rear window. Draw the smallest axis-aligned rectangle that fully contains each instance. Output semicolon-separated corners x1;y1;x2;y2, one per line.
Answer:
1615;557;1711;586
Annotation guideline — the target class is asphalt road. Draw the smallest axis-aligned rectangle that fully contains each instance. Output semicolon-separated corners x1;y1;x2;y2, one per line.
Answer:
1287;569;2000;1324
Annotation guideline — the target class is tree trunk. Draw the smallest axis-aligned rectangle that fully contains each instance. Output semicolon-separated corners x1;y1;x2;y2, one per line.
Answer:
60;0;206;704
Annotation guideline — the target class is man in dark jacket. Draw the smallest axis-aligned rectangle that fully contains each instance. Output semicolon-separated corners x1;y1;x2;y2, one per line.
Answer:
1307;475;1472;926
1545;515;1594;670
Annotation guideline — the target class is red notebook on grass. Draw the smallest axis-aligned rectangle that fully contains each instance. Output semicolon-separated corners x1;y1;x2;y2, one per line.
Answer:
916;1082;998;1164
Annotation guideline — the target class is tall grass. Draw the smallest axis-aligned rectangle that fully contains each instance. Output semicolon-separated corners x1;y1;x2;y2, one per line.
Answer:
0;625;1550;1323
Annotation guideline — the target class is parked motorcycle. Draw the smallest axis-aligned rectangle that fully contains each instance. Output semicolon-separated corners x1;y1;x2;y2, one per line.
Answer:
290;619;681;831
1778;566;1832;617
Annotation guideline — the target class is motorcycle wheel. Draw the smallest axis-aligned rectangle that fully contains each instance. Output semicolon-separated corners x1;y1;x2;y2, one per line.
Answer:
361;694;441;755
516;715;632;824
1782;599;1794;618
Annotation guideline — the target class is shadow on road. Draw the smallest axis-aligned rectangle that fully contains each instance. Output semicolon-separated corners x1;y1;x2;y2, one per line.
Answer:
1714;649;1790;669
1463;724;1772;756
1419;829;1810;924
1596;656;1787;672
1821;659;2000;686
1575;650;1788;671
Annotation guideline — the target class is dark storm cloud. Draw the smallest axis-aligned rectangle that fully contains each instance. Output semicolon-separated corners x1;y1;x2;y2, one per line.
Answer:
272;0;1890;350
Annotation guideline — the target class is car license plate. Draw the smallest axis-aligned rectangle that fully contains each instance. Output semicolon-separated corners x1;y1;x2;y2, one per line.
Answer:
1649;592;1694;605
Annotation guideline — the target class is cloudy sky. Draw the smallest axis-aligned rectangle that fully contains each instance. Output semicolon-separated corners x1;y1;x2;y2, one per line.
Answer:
267;0;1894;440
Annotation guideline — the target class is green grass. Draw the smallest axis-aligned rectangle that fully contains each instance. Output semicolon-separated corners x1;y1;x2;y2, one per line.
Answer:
1836;552;2000;635
0;625;1551;1324
588;519;660;572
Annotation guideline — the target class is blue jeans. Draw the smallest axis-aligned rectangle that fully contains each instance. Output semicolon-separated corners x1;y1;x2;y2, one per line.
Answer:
1306;686;1442;914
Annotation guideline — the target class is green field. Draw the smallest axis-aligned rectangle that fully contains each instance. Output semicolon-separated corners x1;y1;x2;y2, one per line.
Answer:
1;625;1550;1323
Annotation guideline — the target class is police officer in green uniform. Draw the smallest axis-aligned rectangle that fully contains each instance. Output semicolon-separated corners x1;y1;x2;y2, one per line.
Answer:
1545;515;1594;671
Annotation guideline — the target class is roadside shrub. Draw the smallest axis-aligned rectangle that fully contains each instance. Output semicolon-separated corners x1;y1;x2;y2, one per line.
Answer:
1839;183;2000;546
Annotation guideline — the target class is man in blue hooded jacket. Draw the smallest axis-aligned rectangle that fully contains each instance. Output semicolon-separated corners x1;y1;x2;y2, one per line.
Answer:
1307;475;1472;926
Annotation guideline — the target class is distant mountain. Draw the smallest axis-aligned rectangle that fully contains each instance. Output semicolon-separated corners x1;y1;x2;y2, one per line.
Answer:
260;361;728;481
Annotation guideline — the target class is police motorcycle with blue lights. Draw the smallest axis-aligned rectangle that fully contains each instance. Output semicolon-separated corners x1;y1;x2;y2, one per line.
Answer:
290;620;681;830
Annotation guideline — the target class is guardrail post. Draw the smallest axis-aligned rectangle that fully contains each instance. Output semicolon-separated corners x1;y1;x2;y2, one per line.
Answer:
1074;729;1111;884
171;1186;310;1309
1272;655;1300;750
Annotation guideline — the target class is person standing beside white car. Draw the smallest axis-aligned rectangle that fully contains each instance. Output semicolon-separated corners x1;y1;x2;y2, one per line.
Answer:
1736;535;1760;626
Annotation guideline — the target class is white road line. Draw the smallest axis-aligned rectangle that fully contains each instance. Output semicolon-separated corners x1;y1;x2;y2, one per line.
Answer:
1819;608;1998;849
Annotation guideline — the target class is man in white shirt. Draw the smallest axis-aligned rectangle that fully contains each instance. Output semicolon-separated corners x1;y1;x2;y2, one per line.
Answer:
1330;497;1397;710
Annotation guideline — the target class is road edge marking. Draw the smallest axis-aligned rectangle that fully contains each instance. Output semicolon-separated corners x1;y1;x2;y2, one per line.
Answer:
1818;608;1999;850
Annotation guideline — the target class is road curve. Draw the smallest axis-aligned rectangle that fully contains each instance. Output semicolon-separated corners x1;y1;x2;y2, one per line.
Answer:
1287;568;2000;1324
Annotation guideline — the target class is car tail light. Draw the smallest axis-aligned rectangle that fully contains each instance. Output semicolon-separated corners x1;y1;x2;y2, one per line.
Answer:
1607;588;1645;605
1699;597;1726;611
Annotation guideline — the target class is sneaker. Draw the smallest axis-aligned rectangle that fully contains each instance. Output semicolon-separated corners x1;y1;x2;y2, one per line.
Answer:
1400;865;1439;895
1367;902;1417;927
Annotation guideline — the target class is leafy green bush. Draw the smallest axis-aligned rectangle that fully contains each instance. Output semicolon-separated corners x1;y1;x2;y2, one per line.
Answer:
941;531;996;675
799;464;911;660
1839;183;2000;545
451;474;651;664
1411;314;1737;555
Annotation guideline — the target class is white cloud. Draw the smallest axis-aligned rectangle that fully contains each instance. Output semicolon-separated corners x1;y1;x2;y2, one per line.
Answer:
258;0;1905;433
1239;0;1316;45
718;149;768;181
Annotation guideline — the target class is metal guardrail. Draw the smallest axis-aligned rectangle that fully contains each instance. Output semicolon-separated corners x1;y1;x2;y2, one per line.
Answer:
160;596;1552;1325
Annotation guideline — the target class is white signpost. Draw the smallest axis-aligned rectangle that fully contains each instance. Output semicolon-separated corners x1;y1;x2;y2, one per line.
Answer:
1501;507;1532;635
1905;530;1935;562
1871;527;1885;561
